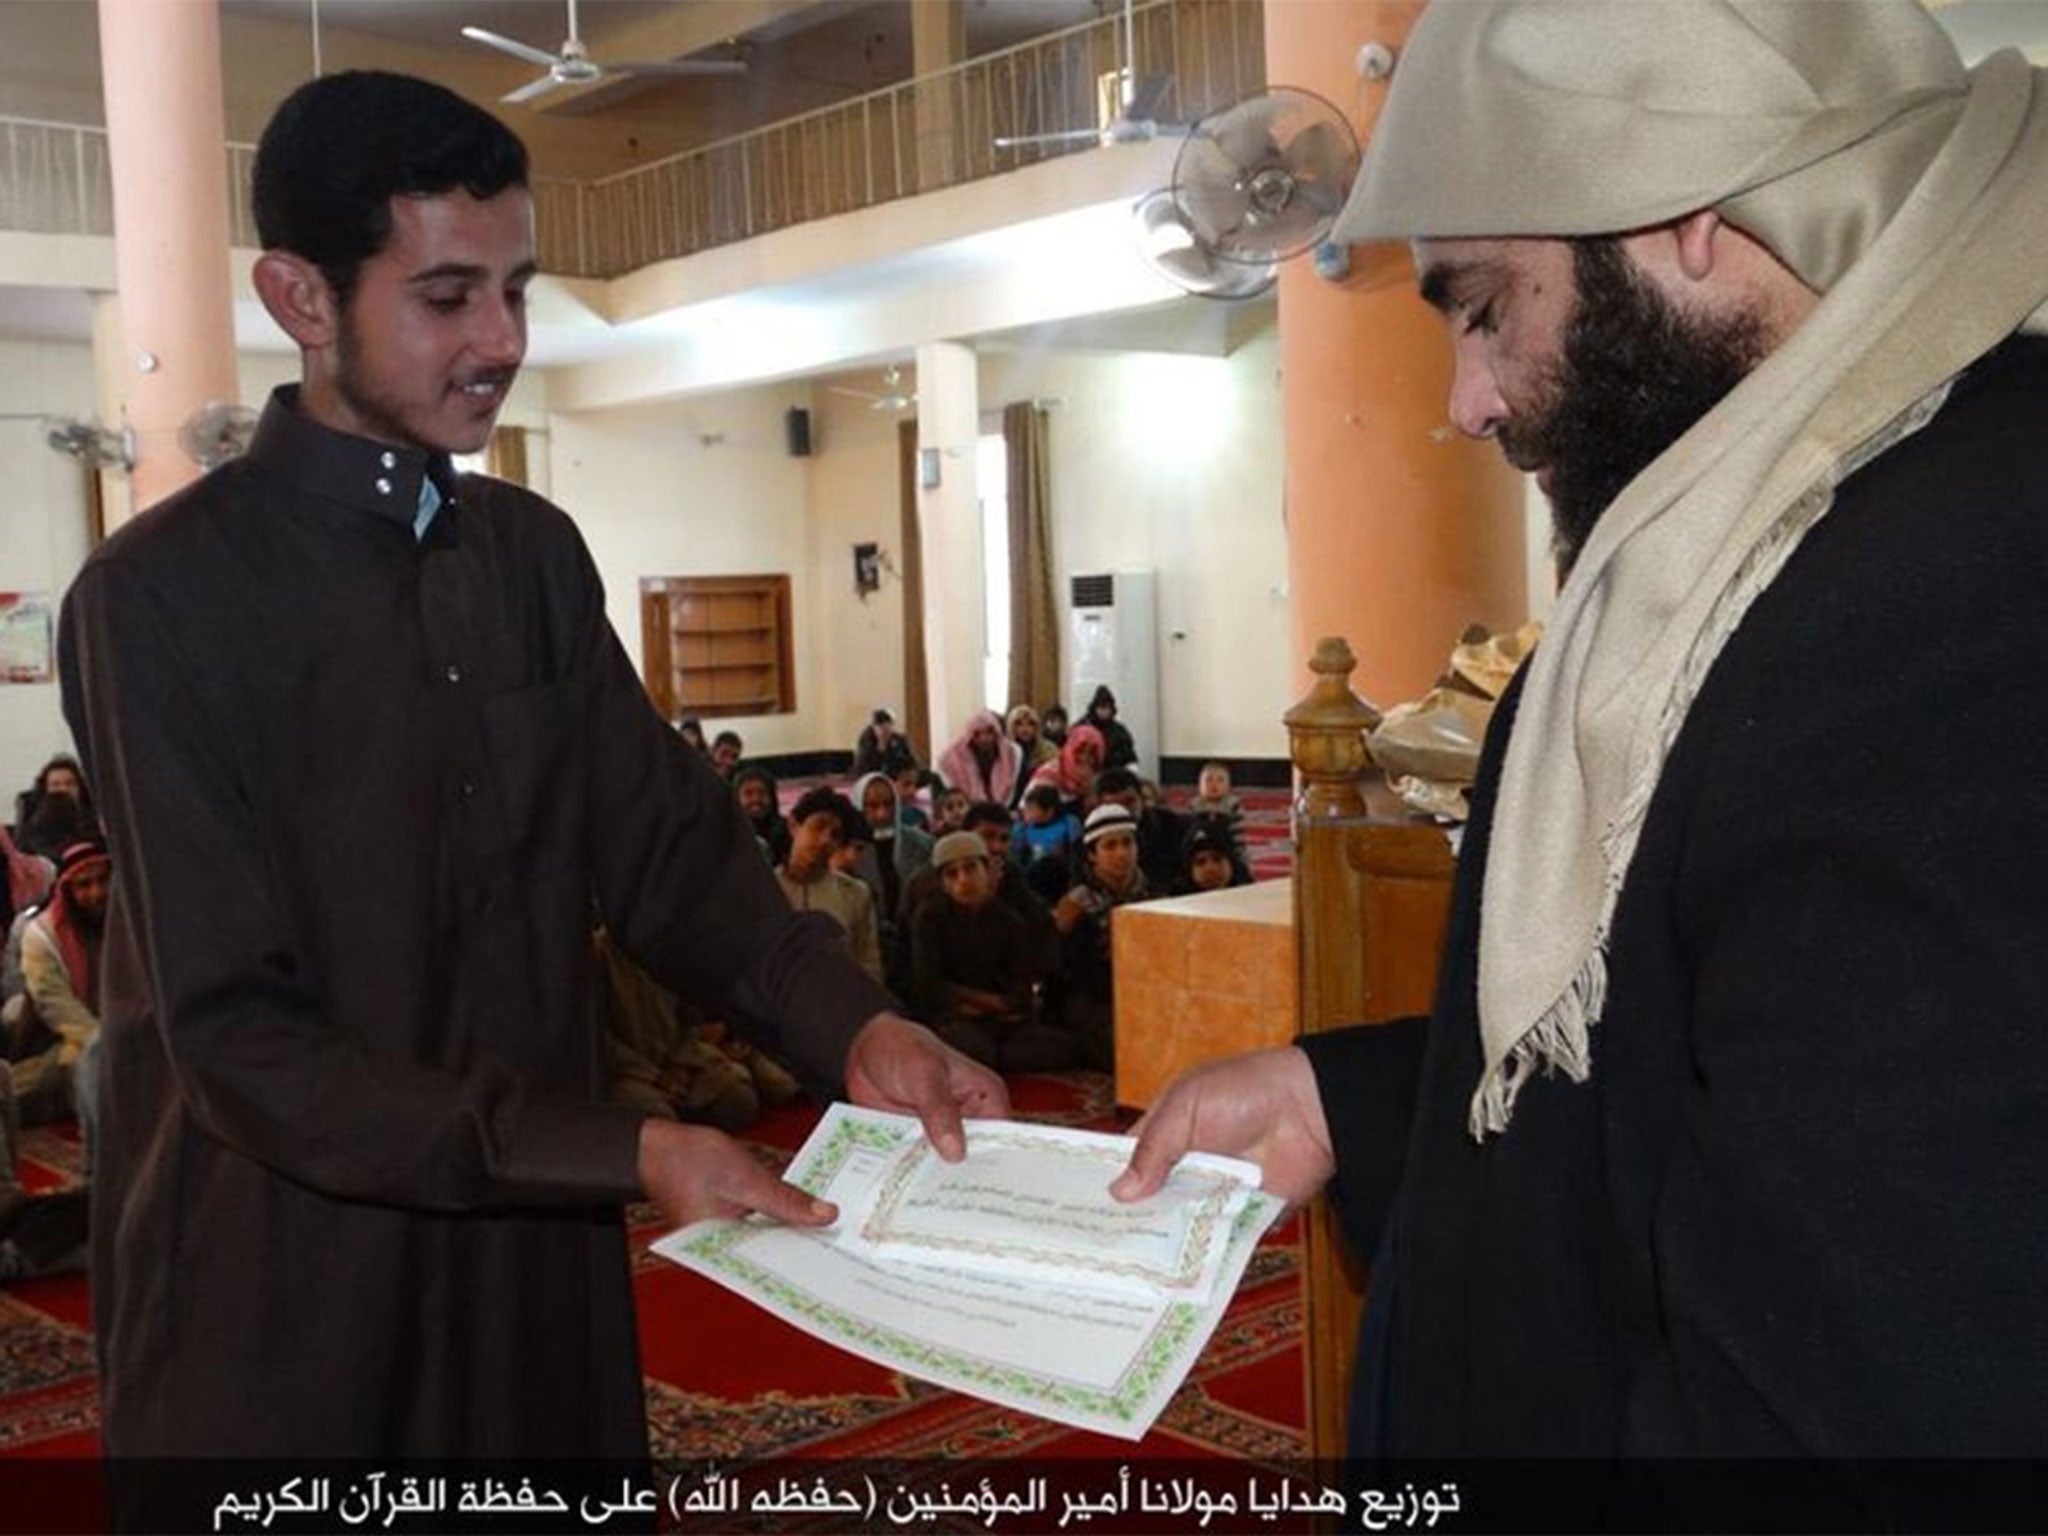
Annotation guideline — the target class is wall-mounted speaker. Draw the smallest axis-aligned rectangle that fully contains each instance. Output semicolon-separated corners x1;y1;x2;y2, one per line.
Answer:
785;406;813;457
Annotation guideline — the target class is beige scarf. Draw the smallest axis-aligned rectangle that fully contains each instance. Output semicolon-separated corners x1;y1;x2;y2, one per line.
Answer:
1334;2;2048;1137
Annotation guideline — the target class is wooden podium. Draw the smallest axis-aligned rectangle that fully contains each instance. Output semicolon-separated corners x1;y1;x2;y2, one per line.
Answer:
1288;637;1455;1462
1109;638;1456;1463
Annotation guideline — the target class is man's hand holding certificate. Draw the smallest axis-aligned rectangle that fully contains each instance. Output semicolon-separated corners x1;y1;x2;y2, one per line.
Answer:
652;1106;1282;1440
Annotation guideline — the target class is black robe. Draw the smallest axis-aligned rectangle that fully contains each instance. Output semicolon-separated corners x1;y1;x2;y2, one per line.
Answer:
1304;337;2048;1511
59;388;894;1459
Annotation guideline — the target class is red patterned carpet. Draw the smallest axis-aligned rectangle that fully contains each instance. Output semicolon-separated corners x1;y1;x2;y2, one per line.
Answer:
1;1074;1305;1522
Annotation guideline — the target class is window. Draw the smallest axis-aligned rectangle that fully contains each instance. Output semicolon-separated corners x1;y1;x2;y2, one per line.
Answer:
639;574;795;720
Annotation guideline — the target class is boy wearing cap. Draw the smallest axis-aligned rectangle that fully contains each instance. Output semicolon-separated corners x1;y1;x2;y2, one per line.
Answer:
1050;804;1149;1071
910;832;1070;1073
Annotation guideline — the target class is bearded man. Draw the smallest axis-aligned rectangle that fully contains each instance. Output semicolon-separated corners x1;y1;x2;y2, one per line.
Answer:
1117;0;2048;1511
15;840;111;1131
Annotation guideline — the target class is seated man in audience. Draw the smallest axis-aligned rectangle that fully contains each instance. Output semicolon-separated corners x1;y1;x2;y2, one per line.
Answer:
1026;723;1104;818
1094;767;1187;894
595;928;791;1135
938;710;1021;809
709;730;744;778
1052;804;1150;1071
852;770;934;930
853;707;920;780
911;832;1071;1074
14;841;110;1138
0;1060;88;1282
775;787;884;985
1004;706;1057;796
0;826;53;943
898;801;1056;961
962;801;1059;955
732;763;791;867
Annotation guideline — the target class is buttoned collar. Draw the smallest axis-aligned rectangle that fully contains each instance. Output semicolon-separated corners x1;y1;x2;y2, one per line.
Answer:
248;385;460;540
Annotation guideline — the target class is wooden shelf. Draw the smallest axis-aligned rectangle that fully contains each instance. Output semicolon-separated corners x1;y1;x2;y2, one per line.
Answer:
641;574;794;721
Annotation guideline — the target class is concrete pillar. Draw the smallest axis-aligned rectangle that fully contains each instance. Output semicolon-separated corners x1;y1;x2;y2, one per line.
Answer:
97;0;240;520
1268;0;1529;707
89;294;133;531
913;339;982;742
910;0;967;193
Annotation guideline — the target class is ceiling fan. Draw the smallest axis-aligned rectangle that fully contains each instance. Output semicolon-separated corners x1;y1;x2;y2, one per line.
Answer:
994;0;1188;151
831;367;917;412
462;0;746;105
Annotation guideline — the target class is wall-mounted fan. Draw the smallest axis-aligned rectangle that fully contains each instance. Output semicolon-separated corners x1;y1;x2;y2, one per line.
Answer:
1130;189;1276;300
994;0;1190;150
463;0;746;105
22;415;133;472
178;401;259;470
1171;87;1361;263
831;367;917;412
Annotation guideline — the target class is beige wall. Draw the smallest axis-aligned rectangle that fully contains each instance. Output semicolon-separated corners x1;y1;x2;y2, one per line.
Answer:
545;381;823;758
0;336;98;804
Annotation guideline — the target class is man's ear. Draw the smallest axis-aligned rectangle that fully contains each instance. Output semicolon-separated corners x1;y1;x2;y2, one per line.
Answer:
1672;209;1722;284
251;251;339;349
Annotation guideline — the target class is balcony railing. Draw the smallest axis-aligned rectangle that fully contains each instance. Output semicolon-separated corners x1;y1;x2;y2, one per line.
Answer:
0;0;1263;281
551;0;1264;278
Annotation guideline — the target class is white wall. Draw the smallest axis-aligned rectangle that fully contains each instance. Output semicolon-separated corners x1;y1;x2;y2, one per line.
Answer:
544;381;822;757
0;337;98;806
804;383;910;759
979;326;1291;762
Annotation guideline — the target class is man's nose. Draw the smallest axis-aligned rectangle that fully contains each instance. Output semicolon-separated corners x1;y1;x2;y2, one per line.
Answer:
474;295;526;366
1446;344;1507;440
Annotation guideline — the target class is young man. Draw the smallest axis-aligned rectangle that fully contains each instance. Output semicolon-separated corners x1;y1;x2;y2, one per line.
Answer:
709;729;745;777
774;787;884;985
59;71;1004;1467
1117;0;2048;1496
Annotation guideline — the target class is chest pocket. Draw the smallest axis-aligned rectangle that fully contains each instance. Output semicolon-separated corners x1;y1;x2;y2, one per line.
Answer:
479;677;590;876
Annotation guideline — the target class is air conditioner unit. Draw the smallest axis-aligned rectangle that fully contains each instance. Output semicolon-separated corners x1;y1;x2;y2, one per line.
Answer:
1068;569;1159;784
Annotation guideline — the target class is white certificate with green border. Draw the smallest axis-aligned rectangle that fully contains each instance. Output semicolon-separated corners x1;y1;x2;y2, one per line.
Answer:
651;1105;1282;1442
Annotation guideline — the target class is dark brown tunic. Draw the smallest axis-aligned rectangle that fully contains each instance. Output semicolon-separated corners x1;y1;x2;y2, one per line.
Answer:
58;388;893;1458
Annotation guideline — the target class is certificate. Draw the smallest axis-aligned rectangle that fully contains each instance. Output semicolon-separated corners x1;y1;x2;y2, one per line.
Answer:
652;1105;1281;1441
842;1119;1258;1302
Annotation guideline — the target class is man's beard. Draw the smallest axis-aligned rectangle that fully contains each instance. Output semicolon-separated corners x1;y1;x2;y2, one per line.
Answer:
1506;238;1769;573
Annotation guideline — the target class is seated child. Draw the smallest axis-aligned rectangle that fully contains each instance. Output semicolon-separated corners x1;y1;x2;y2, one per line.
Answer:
1174;823;1250;895
1015;782;1082;903
1186;761;1245;849
910;832;1073;1073
1050;804;1151;1071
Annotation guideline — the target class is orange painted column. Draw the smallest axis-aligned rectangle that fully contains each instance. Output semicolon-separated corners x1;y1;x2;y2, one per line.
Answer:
1268;0;1529;708
97;0;240;520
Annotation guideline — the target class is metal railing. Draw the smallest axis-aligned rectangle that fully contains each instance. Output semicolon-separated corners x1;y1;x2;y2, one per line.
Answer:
557;0;1263;278
0;0;1262;281
0;115;113;237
